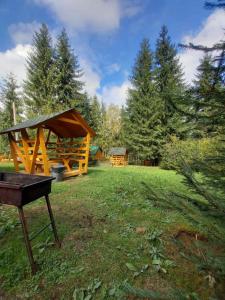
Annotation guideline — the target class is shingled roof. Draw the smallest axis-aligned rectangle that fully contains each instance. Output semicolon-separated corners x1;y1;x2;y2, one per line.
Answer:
109;147;127;156
0;109;95;138
90;145;102;156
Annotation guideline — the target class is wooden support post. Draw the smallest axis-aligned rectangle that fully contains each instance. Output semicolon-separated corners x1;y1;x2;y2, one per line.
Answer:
21;129;31;172
30;128;40;174
8;132;29;172
8;133;19;172
84;133;90;174
46;130;51;145
39;127;50;176
61;158;72;172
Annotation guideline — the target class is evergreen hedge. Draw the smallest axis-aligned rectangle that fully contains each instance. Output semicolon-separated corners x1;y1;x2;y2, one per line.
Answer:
160;136;219;170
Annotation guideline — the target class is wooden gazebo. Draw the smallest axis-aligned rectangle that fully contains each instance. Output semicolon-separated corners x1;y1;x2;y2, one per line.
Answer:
0;109;95;177
109;147;128;167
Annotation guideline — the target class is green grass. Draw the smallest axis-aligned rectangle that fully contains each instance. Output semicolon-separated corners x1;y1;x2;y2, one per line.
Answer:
0;162;225;299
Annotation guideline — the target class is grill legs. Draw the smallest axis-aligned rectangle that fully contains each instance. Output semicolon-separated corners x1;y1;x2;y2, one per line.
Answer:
18;194;60;275
45;195;61;248
18;207;38;275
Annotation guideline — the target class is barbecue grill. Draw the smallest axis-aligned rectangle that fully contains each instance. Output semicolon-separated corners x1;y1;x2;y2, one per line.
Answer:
0;172;60;274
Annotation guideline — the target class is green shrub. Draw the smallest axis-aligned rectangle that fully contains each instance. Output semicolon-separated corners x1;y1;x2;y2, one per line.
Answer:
160;136;219;170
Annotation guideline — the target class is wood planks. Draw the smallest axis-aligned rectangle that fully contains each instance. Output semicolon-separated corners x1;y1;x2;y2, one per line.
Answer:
110;155;128;167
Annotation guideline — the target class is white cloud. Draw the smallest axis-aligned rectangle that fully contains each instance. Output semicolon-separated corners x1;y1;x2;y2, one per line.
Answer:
107;63;121;74
33;0;141;33
8;21;41;45
179;9;225;84
99;80;131;106
0;44;31;83
80;58;101;96
0;42;101;96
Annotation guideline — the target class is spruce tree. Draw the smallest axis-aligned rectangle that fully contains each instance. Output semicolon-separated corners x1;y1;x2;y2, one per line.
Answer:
175;1;225;214
54;29;84;111
0;74;22;127
97;102;108;152
78;92;92;123
119;106;128;147
0;74;22;152
191;54;218;137
24;24;54;116
89;96;102;134
126;38;164;162
155;25;185;138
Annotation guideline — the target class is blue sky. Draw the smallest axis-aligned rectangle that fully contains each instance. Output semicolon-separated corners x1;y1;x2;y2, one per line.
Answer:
0;0;224;105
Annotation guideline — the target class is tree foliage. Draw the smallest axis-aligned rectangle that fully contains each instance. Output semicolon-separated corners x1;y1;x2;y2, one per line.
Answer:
89;96;102;133
53;29;84;111
155;25;186;138
24;24;54;116
0;74;22;152
190;54;221;137
24;24;87;117
125;39;164;161
174;2;225;215
95;103;124;153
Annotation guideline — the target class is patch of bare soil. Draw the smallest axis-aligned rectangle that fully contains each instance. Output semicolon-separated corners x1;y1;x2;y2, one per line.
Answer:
63;228;93;252
174;229;208;242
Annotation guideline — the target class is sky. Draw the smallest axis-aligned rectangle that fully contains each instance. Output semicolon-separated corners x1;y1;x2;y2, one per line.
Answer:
0;0;224;106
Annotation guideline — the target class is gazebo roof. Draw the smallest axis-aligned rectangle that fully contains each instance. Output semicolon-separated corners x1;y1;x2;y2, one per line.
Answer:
0;109;95;138
109;147;127;156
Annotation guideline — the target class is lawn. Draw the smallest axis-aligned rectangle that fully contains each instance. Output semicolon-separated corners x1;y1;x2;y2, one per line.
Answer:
0;162;225;299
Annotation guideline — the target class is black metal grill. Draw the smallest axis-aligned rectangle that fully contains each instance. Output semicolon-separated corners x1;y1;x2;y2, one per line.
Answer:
0;172;60;274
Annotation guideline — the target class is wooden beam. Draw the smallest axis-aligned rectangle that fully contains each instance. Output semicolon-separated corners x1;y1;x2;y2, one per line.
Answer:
46;129;51;144
30;128;40;174
71;114;88;132
39;127;50;176
84;133;90;174
61;158;72;172
8;133;29;172
8;133;19;172
21;129;31;172
57;117;81;125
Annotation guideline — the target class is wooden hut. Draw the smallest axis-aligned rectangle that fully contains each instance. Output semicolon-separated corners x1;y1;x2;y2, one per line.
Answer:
89;146;104;166
89;146;104;161
109;147;128;167
0;109;95;177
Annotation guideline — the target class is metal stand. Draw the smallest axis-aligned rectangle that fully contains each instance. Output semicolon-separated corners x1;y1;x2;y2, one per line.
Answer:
45;195;61;248
18;207;37;275
18;194;60;275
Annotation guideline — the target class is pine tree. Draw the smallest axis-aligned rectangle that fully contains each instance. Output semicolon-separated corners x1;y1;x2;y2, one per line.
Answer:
89;96;102;134
155;25;186;138
97;102;108;152
191;54;218;137
105;104;122;148
77;92;92;123
175;1;225;214
119;105;128;147
24;24;54;116
180;43;225;212
126;38;164;162
0;74;22;152
54;29;84;111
